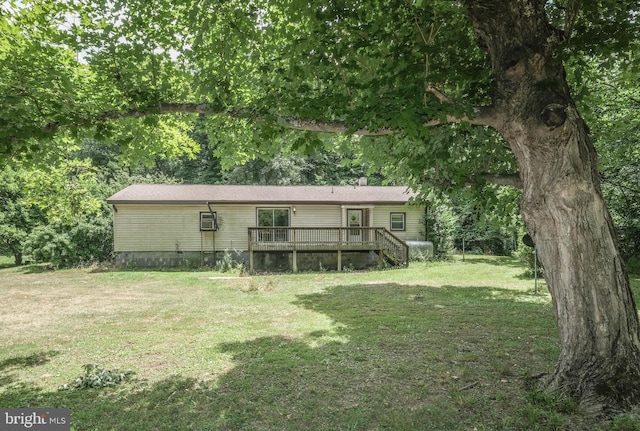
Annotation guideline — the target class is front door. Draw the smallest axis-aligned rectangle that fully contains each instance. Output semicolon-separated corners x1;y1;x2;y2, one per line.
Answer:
347;209;363;242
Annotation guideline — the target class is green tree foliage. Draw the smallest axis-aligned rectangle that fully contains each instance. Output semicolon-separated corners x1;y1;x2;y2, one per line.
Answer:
422;195;457;259
0;0;634;267
0;0;635;270
3;0;640;411
23;217;112;268
0;0;497;179
221;149;383;186
1;157;116;267
22;158;102;224
0;142;162;267
0;166;46;264
577;64;640;271
0;0;636;185
452;187;521;256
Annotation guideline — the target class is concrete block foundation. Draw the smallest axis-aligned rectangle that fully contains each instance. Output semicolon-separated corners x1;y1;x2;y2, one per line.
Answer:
114;250;381;272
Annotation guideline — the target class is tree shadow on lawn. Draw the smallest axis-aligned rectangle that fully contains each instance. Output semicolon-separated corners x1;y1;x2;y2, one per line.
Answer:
0;351;60;387
0;351;60;371
0;283;589;431
12;264;55;274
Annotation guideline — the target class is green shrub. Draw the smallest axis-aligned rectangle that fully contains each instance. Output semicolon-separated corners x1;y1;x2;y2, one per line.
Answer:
423;202;457;259
23;217;113;269
216;250;235;272
69;217;113;264
625;254;640;275
515;241;543;278
23;225;75;269
409;246;433;262
216;249;246;274
602;415;640;431
61;364;132;390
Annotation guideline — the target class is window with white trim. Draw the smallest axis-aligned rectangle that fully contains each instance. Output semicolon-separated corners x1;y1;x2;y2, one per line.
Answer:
257;208;290;227
256;208;290;241
390;212;406;231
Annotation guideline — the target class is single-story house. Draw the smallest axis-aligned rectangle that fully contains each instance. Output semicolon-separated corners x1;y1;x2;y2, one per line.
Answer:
106;182;427;271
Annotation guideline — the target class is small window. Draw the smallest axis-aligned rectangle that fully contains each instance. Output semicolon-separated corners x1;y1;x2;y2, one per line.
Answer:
200;212;218;231
390;212;406;231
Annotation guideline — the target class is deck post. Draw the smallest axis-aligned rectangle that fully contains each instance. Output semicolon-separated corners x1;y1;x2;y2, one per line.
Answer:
292;250;297;272
337;228;342;271
292;229;298;272
248;229;254;272
378;229;384;268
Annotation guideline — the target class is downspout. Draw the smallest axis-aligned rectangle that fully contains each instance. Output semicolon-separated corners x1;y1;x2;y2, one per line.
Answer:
206;202;217;261
424;205;428;241
111;205;117;261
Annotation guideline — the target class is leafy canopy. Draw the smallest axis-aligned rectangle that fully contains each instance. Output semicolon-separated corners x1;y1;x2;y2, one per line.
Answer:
1;0;638;194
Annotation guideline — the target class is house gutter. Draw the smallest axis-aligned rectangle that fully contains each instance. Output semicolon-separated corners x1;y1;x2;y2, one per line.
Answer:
106;199;411;205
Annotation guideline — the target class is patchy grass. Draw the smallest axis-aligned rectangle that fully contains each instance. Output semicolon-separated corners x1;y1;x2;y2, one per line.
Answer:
0;255;639;430
0;255;15;269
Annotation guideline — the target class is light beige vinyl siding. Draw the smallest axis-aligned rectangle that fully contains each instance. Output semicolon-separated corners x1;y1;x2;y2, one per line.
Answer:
290;205;342;227
205;204;255;251
112;204;342;252
112;203;425;252
113;204;258;252
403;206;426;241
113;204;197;252
371;205;425;241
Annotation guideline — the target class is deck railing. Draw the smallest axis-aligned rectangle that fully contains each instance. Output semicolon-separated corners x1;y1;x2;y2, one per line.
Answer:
374;228;409;267
248;227;408;270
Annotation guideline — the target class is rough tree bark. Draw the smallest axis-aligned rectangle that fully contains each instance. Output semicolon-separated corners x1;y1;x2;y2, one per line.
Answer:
465;0;640;412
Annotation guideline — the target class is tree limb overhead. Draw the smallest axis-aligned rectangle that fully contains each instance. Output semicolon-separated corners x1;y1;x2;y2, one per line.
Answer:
41;102;498;137
483;173;522;188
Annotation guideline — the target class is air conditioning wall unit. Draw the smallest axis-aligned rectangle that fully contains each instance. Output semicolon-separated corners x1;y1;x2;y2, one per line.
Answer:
200;212;218;231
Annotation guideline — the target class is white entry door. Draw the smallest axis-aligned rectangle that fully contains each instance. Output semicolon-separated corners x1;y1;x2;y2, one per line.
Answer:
347;209;363;242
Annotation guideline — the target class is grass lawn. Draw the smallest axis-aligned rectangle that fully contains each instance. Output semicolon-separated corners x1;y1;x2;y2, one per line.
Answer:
1;255;639;430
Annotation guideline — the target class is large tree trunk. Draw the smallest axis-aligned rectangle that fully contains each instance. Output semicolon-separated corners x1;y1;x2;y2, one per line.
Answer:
465;0;640;412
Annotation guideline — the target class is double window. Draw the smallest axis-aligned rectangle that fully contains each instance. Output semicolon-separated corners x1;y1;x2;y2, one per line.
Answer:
390;212;406;231
257;208;290;227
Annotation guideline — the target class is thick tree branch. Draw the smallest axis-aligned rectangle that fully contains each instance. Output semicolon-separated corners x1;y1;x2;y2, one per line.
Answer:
42;102;498;137
41;102;396;137
563;0;582;40
279;118;394;136
422;106;499;128
483;173;522;188
465;172;522;188
97;103;398;135
425;85;451;104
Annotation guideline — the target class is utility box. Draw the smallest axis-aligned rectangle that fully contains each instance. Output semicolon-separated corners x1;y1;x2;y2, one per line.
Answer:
406;240;434;259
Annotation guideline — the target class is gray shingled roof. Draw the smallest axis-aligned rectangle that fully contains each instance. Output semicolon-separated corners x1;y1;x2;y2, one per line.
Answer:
107;184;417;205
